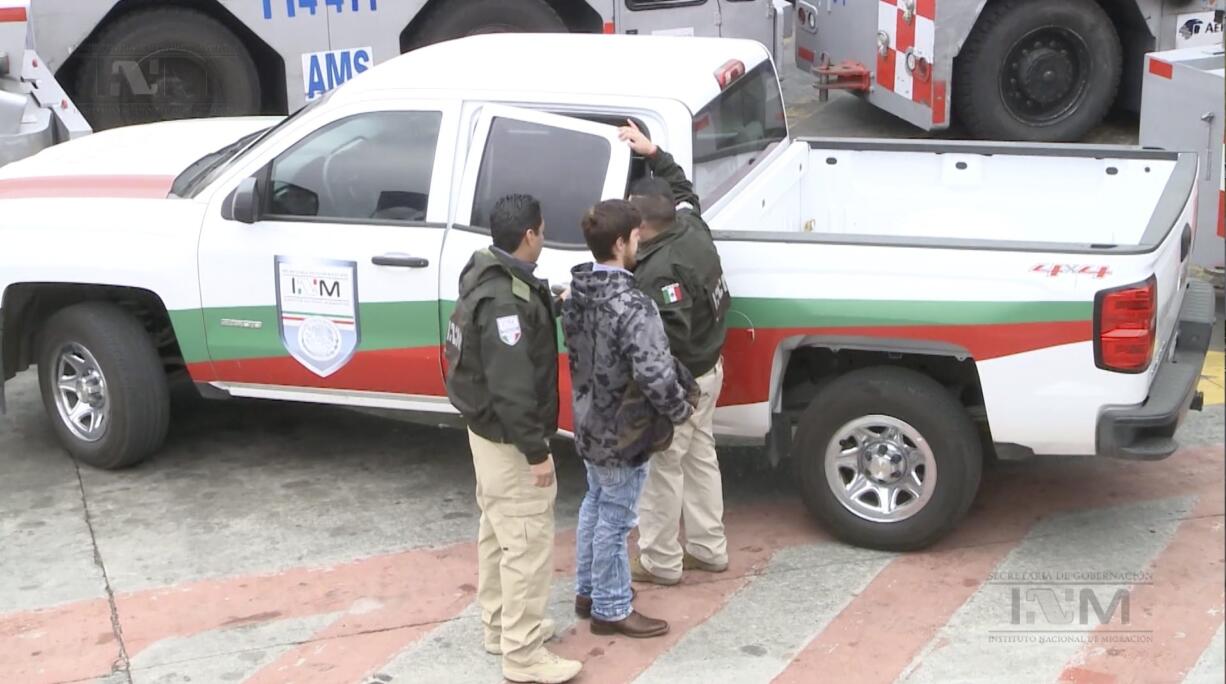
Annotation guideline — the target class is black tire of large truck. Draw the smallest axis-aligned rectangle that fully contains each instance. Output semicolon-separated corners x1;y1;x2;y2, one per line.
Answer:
953;0;1122;143
793;367;982;551
74;7;260;130
406;0;568;50
37;303;170;470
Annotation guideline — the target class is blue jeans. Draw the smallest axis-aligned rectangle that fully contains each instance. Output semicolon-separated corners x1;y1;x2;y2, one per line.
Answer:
574;460;648;622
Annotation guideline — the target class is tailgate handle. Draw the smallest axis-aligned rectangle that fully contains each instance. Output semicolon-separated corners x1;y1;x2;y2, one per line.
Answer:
372;253;430;268
1180;223;1192;262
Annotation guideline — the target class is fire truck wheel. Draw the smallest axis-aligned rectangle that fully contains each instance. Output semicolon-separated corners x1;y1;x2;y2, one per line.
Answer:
954;0;1122;142
74;7;261;130
407;0;568;49
37;303;169;470
793;366;983;551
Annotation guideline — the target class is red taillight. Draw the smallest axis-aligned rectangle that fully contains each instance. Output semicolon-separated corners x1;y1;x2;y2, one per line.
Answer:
715;59;746;90
1094;276;1157;374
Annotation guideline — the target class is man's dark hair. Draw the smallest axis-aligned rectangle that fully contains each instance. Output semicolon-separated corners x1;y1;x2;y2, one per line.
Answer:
490;194;543;253
628;176;675;228
581;199;641;262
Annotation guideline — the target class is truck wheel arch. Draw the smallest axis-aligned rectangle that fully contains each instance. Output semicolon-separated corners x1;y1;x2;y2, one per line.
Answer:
2;283;186;384
763;336;990;465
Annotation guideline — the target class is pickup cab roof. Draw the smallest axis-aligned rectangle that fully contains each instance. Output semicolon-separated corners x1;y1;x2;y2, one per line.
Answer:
329;33;774;113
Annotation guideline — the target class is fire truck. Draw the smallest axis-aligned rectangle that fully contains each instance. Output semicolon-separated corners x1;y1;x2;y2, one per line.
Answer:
1;0;789;166
794;0;1224;143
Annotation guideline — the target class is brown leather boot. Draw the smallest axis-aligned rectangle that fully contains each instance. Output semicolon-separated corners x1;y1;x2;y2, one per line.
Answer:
590;610;669;638
574;588;635;619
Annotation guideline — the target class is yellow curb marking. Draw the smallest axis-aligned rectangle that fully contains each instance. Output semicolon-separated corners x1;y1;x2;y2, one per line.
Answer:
1199;350;1224;406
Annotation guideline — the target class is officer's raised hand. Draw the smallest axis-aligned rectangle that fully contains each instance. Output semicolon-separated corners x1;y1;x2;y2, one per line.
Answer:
618;120;657;157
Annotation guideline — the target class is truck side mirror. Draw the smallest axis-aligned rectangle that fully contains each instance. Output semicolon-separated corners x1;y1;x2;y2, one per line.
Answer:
226;176;261;224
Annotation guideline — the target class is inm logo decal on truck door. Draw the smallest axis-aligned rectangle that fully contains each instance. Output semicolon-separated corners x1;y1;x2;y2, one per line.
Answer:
274;256;361;377
302;47;373;101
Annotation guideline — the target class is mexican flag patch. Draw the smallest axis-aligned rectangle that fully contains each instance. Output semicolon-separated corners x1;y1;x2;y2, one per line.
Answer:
661;283;684;304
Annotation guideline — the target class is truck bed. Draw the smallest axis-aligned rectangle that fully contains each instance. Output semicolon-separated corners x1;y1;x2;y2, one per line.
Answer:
709;138;1198;254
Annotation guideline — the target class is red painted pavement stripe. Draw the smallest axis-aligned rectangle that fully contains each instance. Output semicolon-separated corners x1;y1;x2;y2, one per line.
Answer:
1059;490;1225;684
0;599;117;682
118;544;478;660
719;320;1093;407
0;175;175;199
0;6;27;22
773;446;1224;684
1149;58;1174;80
549;501;824;684
774;542;1020;684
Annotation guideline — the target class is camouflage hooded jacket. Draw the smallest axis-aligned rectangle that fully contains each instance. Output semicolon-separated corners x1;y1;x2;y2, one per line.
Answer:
562;263;698;468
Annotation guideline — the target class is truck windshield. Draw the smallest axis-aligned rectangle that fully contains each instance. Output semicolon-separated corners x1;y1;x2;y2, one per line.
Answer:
171;129;269;198
691;60;787;206
173;91;333;198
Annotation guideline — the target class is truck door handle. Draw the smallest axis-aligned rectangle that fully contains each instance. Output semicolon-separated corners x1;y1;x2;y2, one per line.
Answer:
372;253;430;268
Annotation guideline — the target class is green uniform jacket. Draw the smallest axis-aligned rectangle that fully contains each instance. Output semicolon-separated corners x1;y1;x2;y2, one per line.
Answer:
633;148;730;378
444;248;559;464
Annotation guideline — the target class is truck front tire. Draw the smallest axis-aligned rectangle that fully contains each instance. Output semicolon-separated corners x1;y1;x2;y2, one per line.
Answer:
793;366;982;551
74;8;261;130
406;0;568;50
954;0;1122;142
37;303;170;469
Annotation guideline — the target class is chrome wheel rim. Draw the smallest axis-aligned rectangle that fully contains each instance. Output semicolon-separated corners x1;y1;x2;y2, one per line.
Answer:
53;343;109;442
825;415;936;523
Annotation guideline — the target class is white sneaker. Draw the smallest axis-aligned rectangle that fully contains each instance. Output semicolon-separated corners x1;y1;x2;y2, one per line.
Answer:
503;648;583;684
484;618;556;655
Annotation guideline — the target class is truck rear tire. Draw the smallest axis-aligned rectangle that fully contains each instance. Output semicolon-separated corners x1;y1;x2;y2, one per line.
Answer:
36;303;170;470
953;0;1122;142
406;0;567;50
793;366;982;551
74;8;261;130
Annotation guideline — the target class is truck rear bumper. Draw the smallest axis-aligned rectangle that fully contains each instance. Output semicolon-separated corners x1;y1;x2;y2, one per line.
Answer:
1096;280;1215;461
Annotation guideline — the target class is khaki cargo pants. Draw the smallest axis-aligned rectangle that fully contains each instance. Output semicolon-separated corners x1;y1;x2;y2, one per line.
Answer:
469;429;556;668
637;359;728;581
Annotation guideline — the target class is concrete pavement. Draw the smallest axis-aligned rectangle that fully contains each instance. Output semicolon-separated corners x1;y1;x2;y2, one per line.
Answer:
0;365;1222;683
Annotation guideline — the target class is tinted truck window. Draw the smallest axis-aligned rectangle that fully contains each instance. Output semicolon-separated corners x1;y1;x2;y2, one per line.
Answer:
471;117;612;245
692;60;787;205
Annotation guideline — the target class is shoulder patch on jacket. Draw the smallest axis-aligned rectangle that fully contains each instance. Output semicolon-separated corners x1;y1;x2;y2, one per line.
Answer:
496;315;522;346
661;283;684;304
511;277;531;301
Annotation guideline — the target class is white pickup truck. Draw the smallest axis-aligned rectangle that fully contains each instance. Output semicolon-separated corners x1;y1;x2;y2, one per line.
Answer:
0;34;1213;550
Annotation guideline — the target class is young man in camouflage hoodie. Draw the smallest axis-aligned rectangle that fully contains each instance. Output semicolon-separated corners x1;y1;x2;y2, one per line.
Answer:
562;199;698;639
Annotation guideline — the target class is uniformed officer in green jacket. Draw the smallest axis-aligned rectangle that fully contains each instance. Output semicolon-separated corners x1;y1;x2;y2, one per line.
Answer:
618;122;733;587
444;194;582;684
